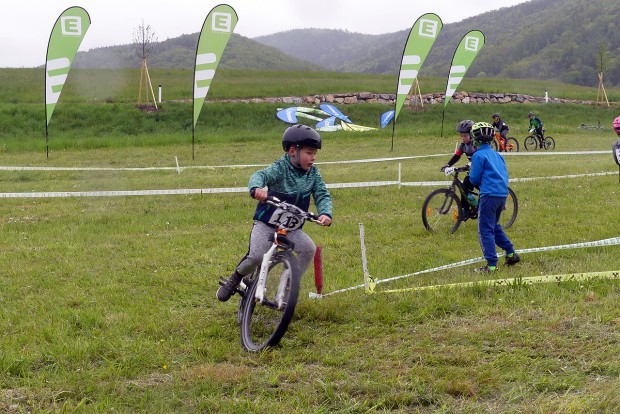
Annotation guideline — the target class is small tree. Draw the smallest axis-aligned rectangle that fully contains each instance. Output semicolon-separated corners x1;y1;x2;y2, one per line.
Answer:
133;20;158;109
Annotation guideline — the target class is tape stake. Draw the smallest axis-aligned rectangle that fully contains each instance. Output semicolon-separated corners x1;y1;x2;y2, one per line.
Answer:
359;223;375;294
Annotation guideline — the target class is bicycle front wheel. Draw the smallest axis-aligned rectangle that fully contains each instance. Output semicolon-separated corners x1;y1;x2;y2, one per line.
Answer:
524;136;537;151
543;136;555;150
499;187;518;229
422;188;463;233
241;251;301;352
506;137;519;152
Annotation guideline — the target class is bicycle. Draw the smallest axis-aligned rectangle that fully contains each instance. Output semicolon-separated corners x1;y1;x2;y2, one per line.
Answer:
524;128;555;151
232;196;323;352
422;166;518;233
491;132;520;152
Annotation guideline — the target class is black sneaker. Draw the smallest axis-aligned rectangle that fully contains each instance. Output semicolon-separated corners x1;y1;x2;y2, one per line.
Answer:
217;271;244;302
505;252;521;266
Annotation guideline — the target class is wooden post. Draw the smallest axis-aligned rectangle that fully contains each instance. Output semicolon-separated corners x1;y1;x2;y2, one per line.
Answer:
596;72;610;107
138;58;158;109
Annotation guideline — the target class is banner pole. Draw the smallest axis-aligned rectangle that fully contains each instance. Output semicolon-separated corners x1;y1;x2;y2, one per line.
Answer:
441;108;446;138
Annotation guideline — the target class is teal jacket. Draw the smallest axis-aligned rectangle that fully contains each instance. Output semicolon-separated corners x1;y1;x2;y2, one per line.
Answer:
249;154;332;227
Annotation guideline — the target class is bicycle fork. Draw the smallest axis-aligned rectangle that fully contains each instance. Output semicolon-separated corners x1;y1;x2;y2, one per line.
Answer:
255;234;291;309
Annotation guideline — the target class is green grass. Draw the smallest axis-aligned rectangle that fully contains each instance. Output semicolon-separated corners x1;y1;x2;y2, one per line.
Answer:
1;116;620;412
1;71;620;412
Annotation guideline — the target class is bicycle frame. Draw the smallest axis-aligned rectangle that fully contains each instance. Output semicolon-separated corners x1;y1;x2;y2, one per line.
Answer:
254;228;290;307
451;170;473;202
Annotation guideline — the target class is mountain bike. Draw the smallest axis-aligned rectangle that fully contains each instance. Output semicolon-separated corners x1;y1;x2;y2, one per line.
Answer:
524;128;555;151
234;196;323;352
422;166;518;233
491;132;519;152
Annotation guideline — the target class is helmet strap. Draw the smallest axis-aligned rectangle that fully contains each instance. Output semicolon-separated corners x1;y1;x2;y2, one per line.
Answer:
289;145;303;169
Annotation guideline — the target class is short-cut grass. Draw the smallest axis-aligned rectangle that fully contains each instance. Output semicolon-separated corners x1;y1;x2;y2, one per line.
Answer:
1;69;619;413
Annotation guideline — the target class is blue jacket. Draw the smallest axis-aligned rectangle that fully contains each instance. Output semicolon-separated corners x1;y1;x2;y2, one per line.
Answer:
469;144;509;197
249;154;332;227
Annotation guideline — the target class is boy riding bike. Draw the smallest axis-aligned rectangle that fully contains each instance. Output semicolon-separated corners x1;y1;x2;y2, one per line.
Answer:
217;124;333;302
440;120;478;212
527;112;544;138
492;113;509;151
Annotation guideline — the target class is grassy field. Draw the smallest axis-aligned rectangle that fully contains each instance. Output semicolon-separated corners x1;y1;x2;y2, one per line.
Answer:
1;70;620;413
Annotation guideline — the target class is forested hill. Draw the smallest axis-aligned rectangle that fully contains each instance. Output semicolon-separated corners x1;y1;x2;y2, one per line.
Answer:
73;33;323;72
254;0;620;87
73;0;619;87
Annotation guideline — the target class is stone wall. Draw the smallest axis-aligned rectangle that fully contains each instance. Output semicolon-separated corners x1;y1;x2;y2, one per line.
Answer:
234;91;595;106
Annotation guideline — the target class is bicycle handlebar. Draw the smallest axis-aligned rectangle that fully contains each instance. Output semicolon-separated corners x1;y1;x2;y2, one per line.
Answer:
265;196;322;225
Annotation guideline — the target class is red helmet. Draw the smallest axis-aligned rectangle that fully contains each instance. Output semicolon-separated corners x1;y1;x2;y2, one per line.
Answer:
613;116;620;135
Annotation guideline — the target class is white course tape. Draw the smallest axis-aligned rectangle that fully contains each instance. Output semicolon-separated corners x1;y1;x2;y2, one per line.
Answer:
315;236;620;298
0;150;608;172
3;170;615;199
382;270;620;294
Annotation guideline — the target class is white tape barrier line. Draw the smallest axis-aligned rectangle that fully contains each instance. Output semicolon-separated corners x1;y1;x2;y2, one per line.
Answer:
316;236;620;297
0;188;248;198
0;150;609;172
382;270;620;294
1;170;616;198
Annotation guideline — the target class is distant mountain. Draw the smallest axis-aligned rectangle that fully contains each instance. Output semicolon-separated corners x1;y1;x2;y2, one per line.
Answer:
254;0;620;87
73;0;620;87
73;33;323;72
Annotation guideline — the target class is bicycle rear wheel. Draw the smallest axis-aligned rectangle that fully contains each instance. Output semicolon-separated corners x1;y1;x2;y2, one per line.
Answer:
524;136;537;151
499;187;518;229
422;188;463;233
543;136;555;150
506;137;519;152
241;251;300;352
491;139;499;152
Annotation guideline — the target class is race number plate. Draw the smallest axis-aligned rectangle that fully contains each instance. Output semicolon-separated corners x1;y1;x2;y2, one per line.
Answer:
268;207;304;230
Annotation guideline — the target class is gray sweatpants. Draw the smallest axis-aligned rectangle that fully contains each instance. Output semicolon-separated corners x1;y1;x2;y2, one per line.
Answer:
235;221;316;277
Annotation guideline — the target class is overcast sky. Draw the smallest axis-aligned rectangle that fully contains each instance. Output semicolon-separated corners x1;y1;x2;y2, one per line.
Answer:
0;0;530;68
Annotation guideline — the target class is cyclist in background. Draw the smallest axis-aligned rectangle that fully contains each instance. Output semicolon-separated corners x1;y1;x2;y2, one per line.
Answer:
527;112;544;138
440;120;478;211
217;124;333;302
492;113;509;151
613;115;620;136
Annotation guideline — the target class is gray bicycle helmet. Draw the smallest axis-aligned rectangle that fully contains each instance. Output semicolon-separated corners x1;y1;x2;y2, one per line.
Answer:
282;124;322;151
456;120;474;133
492;113;500;118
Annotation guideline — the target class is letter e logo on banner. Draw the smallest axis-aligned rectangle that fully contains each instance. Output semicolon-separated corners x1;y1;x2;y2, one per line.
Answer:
212;12;232;32
418;19;439;38
61;16;82;36
465;36;480;52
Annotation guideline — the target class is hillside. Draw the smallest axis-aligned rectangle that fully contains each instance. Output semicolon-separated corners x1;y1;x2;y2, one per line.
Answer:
254;0;620;87
72;0;620;87
73;33;323;72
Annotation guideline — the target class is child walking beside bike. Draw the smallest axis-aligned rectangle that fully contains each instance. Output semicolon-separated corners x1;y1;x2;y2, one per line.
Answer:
468;122;521;273
217;124;333;302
